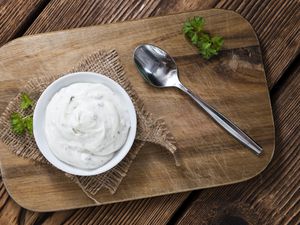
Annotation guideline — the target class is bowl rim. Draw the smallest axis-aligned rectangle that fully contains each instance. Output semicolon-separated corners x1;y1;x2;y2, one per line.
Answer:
33;72;137;176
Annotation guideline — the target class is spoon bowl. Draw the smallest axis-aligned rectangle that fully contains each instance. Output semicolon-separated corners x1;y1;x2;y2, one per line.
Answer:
133;44;263;155
134;44;180;88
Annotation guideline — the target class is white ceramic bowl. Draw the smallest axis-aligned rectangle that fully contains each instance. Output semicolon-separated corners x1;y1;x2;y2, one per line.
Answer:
33;72;137;176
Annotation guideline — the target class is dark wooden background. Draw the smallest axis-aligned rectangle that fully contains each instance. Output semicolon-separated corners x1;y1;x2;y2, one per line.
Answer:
0;0;299;224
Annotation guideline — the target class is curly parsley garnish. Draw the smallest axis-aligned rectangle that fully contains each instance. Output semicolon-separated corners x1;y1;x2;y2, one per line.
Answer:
183;16;224;59
10;93;34;135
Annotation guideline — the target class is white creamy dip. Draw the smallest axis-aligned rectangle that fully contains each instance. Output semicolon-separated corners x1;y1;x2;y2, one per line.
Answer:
45;82;130;169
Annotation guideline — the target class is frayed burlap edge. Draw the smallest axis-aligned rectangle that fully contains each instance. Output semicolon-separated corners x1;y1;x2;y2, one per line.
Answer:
0;49;177;198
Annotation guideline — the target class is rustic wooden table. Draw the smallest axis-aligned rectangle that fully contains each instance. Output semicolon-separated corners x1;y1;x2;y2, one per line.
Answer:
0;0;299;224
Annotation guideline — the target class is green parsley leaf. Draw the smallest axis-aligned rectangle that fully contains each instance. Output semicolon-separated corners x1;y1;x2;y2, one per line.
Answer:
183;21;193;34
191;33;198;44
10;112;26;134
20;93;34;110
191;16;204;32
211;36;224;51
183;16;224;59
24;115;33;135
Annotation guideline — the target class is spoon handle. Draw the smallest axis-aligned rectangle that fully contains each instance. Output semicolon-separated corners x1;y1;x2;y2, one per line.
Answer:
176;83;263;155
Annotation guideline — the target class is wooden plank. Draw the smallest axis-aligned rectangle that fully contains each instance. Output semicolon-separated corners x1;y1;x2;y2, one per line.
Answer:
46;194;188;225
0;193;189;225
25;0;218;34
0;0;49;46
0;9;275;211
153;0;220;16
175;62;300;225
216;0;300;88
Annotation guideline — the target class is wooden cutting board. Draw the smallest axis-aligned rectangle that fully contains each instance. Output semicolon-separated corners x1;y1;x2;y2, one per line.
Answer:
0;9;275;211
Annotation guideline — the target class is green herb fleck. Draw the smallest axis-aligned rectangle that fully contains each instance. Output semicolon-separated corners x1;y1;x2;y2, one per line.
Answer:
11;112;26;135
20;93;34;110
24;115;33;135
183;16;224;59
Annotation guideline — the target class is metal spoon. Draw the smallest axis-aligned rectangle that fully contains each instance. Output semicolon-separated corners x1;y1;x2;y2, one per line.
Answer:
133;44;263;155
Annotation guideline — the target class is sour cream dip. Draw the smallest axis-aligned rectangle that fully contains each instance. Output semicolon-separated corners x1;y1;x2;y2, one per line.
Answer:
45;82;130;169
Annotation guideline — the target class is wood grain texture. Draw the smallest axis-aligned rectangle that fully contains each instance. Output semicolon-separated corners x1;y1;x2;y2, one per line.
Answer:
24;0;218;35
216;0;300;88
0;9;274;211
175;62;300;225
0;0;49;46
0;193;188;225
48;194;188;225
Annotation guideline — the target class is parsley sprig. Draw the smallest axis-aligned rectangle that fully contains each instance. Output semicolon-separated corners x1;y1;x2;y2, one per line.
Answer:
10;93;34;135
183;16;224;59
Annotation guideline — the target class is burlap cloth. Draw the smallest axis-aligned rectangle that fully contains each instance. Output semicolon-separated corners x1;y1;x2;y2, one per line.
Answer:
0;50;177;201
